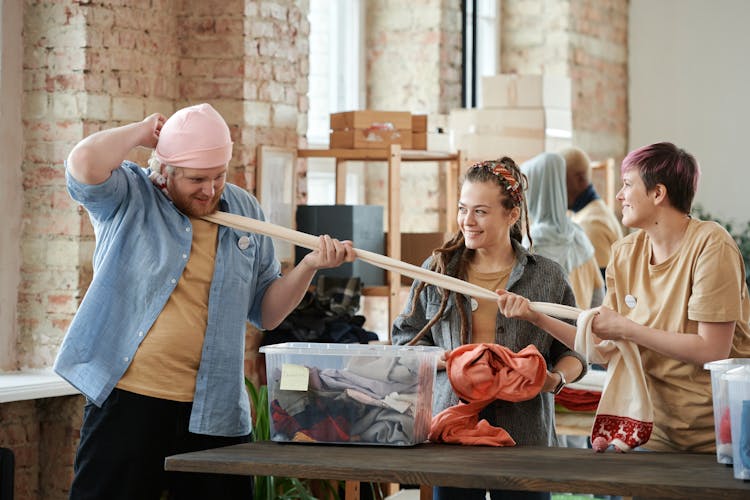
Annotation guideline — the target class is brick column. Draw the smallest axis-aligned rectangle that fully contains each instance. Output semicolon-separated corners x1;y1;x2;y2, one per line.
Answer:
501;0;629;161
21;0;90;368
364;0;462;232
241;0;310;196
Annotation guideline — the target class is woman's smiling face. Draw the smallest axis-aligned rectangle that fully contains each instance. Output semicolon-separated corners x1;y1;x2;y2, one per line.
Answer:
617;168;654;228
458;180;519;250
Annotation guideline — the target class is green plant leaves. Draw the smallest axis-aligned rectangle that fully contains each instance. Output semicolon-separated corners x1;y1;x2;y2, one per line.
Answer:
245;378;341;500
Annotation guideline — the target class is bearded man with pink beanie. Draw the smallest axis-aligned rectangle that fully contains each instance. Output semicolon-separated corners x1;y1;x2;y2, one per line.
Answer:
55;103;355;500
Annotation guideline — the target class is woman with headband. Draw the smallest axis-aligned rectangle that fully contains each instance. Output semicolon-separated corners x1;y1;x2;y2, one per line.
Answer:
392;158;586;500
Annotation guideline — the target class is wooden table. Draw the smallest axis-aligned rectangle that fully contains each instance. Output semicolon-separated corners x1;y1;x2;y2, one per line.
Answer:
164;441;750;499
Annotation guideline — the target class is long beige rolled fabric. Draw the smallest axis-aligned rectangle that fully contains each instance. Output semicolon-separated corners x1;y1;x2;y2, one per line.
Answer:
201;211;582;321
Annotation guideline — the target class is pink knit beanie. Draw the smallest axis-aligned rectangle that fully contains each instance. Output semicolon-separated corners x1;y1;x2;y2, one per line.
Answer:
154;103;233;169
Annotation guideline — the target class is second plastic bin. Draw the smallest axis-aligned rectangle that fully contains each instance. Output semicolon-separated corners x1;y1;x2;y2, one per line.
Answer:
704;358;750;464
724;365;750;480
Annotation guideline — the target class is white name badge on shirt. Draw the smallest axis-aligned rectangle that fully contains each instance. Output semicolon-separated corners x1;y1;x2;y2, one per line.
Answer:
238;235;251;250
280;363;309;391
625;294;637;309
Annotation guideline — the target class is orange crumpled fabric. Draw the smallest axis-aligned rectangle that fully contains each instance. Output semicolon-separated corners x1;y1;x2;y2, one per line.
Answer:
429;343;547;446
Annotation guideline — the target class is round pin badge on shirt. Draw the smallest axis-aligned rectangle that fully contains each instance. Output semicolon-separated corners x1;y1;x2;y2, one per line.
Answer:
470;298;478;311
237;235;251;250
625;294;637;309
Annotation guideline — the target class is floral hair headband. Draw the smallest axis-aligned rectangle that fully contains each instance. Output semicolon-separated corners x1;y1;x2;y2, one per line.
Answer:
471;159;523;205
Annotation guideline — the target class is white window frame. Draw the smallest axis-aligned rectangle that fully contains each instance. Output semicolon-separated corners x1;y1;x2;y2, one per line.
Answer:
465;0;501;108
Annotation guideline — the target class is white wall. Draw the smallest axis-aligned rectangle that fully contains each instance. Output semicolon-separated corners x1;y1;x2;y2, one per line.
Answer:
629;0;750;221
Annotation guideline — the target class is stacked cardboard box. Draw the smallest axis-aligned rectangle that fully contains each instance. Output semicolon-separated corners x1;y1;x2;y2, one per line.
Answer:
330;110;413;149
329;111;451;151
449;74;573;164
410;114;451;151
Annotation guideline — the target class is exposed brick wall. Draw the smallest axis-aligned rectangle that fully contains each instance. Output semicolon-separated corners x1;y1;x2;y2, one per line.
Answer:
0;400;39;499
20;0;90;369
567;0;628;160
366;0;461;114
501;0;629;161
12;1;311;498
365;0;462;233
8;1;631;498
240;0;310;197
0;396;83;500
18;0;310;364
37;396;84;500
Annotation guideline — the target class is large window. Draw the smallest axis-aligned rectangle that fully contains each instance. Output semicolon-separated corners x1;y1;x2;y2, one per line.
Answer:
306;0;364;204
463;0;500;108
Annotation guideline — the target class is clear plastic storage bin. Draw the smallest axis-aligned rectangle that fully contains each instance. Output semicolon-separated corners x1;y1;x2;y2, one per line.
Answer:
723;364;750;480
259;342;441;446
704;358;750;464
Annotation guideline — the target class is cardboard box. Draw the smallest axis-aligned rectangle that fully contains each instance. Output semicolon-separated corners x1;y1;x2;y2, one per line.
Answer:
412;131;427;150
260;342;441;446
411;132;453;152
449;107;571;139
427;132;452;152
330;110;413;149
481;74;571;109
427;113;449;132
330;129;413;149
330;110;412;131
411;114;428;133
399;232;448;285
455;133;545;164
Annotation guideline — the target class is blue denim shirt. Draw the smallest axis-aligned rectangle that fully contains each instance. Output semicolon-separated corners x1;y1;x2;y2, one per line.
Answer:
54;161;281;436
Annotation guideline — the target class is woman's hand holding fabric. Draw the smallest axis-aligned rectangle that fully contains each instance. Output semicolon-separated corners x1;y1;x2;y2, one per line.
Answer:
436;350;449;371
495;289;540;323
591;306;633;342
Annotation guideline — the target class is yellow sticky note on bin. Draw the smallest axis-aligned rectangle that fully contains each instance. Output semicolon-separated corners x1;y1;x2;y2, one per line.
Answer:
280;363;309;391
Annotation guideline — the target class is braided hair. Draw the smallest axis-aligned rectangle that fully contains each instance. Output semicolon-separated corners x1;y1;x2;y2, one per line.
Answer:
405;157;531;346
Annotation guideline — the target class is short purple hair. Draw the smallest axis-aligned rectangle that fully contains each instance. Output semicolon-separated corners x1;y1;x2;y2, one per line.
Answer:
621;142;700;213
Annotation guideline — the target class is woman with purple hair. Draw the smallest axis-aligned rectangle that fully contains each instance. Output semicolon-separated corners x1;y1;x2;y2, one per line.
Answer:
497;142;750;452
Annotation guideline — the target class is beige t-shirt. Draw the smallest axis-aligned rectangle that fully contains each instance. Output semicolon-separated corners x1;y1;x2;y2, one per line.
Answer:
572;198;624;270
604;218;750;452
568;256;604;309
467;265;512;345
117;217;218;402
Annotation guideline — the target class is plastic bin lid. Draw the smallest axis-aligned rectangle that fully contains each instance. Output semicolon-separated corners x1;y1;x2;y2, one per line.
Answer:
722;365;750;382
259;342;443;357
703;358;750;371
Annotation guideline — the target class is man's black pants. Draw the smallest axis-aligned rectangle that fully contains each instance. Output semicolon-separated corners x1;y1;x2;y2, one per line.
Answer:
69;388;253;500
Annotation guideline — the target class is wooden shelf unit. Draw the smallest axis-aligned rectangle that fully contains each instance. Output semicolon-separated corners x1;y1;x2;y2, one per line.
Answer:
297;145;464;329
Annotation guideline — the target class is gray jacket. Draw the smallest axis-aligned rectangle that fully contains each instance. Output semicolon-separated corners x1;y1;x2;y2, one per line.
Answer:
392;239;586;446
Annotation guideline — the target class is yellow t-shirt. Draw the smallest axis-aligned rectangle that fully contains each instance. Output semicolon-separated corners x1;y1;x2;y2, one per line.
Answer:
117;217;218;402
572;198;624;270
604;218;750;452
568;256;604;309
466;265;512;345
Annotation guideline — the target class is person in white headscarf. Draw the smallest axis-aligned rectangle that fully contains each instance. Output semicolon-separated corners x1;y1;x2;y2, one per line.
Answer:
521;152;604;309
